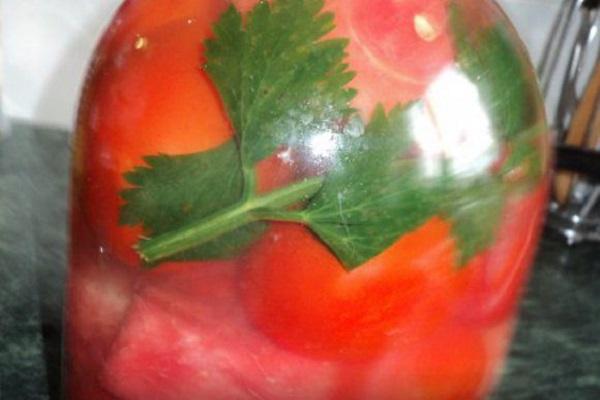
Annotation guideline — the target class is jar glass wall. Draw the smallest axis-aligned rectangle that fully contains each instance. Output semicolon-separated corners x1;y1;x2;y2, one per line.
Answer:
65;0;550;398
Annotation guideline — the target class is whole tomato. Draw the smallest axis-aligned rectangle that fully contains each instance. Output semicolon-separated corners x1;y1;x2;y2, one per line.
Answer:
327;0;453;113
241;218;468;360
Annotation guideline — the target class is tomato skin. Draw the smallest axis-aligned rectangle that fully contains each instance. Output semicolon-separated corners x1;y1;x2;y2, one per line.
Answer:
241;218;465;360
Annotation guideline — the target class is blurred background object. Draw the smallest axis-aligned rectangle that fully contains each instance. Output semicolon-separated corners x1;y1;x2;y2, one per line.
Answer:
1;0;122;128
540;0;600;244
0;7;7;138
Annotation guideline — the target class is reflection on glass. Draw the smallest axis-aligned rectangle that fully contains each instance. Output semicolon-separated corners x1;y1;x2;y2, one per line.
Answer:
410;67;496;178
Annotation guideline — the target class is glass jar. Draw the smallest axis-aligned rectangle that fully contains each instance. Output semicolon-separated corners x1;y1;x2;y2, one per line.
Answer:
66;0;550;398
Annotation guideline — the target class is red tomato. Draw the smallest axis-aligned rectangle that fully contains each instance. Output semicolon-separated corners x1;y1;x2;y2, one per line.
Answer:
241;218;467;360
327;0;454;114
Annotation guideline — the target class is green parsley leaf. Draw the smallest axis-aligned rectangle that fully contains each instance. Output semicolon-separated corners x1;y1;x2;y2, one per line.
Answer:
301;105;437;269
451;2;539;140
438;179;504;265
120;141;266;261
300;104;505;268
205;0;355;167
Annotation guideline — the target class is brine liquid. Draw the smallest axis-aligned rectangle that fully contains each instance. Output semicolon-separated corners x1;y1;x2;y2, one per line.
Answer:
65;0;550;398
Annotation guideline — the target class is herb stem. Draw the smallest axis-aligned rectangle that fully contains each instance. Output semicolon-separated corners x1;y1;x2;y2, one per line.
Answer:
251;208;308;223
242;166;257;200
138;176;324;263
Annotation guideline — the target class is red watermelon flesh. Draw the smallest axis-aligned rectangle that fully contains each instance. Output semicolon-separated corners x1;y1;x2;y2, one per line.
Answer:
101;261;337;400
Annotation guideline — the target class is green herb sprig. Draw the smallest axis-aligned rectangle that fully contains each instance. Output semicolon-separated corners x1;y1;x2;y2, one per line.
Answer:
120;0;544;270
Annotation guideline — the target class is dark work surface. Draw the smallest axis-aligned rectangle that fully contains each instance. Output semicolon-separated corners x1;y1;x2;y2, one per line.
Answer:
1;123;599;399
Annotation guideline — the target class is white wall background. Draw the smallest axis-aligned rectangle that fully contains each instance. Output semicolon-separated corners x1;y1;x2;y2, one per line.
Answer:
2;0;562;129
2;0;122;128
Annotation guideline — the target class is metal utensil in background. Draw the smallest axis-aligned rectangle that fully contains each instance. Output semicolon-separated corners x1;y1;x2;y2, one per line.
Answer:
540;0;600;244
554;58;600;204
